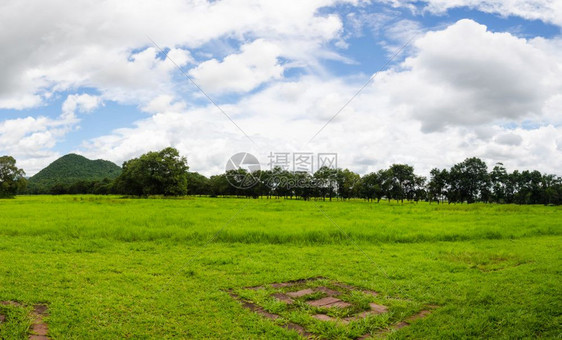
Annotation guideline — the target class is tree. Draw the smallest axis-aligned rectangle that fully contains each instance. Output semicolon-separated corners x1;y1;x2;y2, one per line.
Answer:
335;169;361;200
360;172;378;202
448;157;490;203
209;174;231;197
388;164;415;202
293;171;313;200
490;163;508;203
428;168;448;204
186;172;210;196
114;147;189;196
412;175;427;202
313;166;337;201
0;156;27;198
541;174;560;205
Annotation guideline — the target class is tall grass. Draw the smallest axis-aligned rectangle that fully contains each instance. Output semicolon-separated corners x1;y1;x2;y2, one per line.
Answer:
1;196;560;245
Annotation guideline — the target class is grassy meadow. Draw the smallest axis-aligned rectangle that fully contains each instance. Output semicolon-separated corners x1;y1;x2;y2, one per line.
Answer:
0;196;561;339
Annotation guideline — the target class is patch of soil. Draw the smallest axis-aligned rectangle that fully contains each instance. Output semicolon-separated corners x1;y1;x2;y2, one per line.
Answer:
30;304;50;340
0;301;50;340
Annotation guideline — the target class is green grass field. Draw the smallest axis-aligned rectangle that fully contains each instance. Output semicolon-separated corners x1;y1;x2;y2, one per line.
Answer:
0;196;561;339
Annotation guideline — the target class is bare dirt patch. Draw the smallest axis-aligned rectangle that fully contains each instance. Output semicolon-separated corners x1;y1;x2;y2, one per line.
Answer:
0;301;50;340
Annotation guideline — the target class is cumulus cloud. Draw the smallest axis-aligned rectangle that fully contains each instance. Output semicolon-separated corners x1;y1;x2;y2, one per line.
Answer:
388;0;562;27
78;68;562;178
0;0;356;174
142;95;187;114
189;39;284;94
74;18;562;178
0;94;101;174
62;94;102;116
2;2;562;178
0;0;348;110
494;133;523;145
377;19;561;132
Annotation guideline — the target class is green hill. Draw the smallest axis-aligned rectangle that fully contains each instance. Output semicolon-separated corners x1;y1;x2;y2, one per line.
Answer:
28;154;121;191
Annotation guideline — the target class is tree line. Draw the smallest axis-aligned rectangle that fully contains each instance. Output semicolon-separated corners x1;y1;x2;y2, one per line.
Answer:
1;149;561;205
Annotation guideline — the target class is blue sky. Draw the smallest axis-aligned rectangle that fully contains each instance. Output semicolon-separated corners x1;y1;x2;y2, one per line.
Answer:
1;0;561;176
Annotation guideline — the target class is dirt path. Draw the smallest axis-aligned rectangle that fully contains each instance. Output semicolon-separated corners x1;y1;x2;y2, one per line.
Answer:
0;301;50;340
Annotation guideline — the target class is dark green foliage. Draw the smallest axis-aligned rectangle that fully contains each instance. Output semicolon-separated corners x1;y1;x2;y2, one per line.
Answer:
27;153;121;194
186;172;210;195
427;168;449;203
0;155;27;198
114;147;189;196
421;159;562;205
335;168;361;200
313;166;337;200
7;152;562;204
199;158;562;205
448;157;490;203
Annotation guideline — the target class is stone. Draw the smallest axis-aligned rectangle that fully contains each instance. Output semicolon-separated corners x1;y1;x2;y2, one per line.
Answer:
315;287;341;296
287;288;315;298
362;290;379;296
32;323;49;336
329;300;352;308
369;303;388;314
313;314;335;321
272;293;294;304
307;297;351;308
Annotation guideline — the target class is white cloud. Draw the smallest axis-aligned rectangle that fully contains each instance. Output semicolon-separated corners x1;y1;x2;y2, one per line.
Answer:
142;95;187;114
189;39;284;94
62;94;102;116
0;0;349;110
494;133;523;146
2;2;562;178
388;0;562;27
0;94;101;174
377;19;561;132
77;19;562;177
0;0;355;175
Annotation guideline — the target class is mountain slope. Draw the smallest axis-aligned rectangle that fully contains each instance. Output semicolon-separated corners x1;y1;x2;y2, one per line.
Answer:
29;154;121;188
